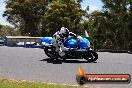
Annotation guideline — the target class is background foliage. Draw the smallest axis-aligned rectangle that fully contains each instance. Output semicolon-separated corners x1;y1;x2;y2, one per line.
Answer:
1;0;132;50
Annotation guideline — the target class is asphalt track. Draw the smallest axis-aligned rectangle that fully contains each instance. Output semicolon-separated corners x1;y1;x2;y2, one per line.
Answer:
0;46;132;88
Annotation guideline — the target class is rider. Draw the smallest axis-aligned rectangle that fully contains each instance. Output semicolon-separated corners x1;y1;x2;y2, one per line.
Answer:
52;27;77;58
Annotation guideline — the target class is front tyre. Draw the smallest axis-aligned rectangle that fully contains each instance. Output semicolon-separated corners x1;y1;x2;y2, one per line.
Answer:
89;51;98;62
84;50;98;62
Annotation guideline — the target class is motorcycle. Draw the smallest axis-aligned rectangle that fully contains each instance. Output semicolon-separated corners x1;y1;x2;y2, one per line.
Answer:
40;36;98;62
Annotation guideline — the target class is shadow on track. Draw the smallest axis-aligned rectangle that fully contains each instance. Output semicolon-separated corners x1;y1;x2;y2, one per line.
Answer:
40;58;62;64
40;58;97;64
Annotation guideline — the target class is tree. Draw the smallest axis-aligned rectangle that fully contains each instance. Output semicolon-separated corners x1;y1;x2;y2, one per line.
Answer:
101;0;132;50
3;0;48;36
0;24;19;39
43;0;86;36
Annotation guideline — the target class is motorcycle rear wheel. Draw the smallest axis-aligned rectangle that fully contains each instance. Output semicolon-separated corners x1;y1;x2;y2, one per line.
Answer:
44;46;58;59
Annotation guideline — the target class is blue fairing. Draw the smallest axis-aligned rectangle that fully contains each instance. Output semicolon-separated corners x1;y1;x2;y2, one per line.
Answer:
65;36;90;48
65;39;77;48
40;37;53;44
40;36;90;48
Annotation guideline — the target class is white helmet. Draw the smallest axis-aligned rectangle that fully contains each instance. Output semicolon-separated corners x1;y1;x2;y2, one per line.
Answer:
60;27;69;37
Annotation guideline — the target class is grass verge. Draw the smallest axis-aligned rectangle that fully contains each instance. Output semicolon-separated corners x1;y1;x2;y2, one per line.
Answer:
0;78;87;88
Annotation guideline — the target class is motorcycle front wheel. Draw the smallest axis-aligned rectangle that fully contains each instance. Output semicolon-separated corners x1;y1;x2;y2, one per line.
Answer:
84;50;98;62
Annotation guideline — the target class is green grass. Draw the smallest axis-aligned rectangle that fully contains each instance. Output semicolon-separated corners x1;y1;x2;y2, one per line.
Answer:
0;79;86;88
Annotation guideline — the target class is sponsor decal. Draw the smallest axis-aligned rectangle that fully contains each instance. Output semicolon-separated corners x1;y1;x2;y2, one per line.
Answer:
76;67;131;85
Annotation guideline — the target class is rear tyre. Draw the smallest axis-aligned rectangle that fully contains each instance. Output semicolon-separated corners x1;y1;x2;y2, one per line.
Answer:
44;46;58;59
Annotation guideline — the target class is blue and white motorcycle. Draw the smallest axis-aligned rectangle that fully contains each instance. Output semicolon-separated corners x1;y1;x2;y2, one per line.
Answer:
40;36;98;62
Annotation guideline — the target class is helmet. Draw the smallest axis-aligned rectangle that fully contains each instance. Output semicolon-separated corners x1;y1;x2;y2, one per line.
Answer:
60;27;69;37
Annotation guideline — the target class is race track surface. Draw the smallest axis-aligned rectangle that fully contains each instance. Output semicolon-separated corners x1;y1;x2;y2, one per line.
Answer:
0;46;132;88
